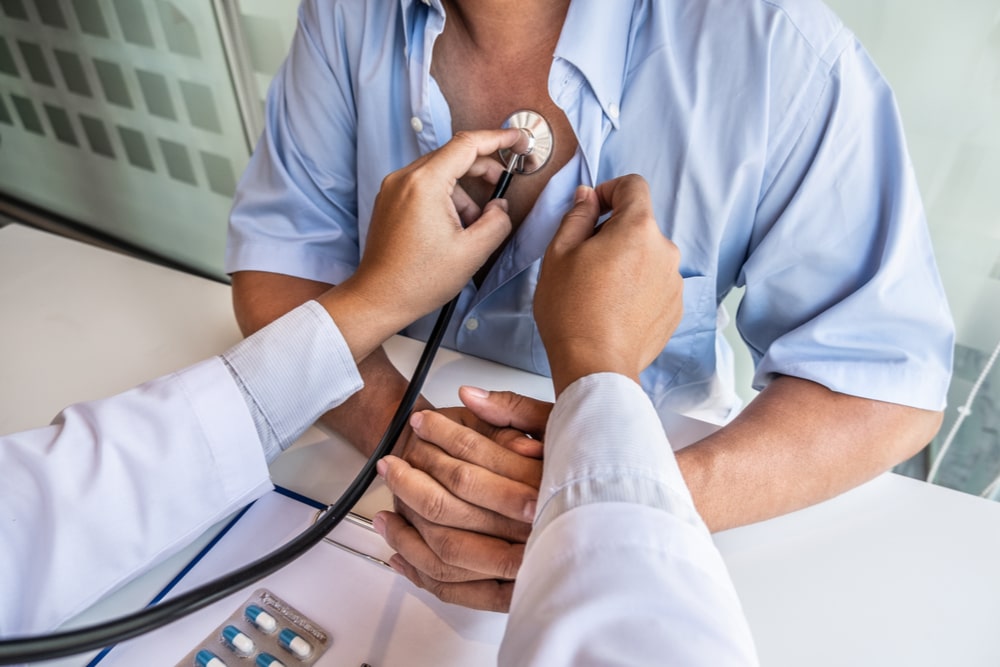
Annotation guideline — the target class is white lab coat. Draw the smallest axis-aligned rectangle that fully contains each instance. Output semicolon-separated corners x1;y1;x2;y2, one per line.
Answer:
502;374;758;665
0;357;273;635
0;305;756;664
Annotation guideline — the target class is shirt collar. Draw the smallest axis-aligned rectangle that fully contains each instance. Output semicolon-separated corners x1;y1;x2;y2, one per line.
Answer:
555;0;638;128
400;0;445;57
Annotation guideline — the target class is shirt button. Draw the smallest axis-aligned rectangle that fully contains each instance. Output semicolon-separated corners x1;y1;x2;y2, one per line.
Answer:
465;317;479;331
608;103;620;119
410;116;424;133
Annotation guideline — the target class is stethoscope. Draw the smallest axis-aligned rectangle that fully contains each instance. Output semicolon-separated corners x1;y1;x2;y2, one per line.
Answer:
0;111;555;664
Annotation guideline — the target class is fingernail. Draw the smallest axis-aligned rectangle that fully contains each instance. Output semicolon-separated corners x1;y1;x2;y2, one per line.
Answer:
524;499;537;522
409;412;424;431
376;458;388;478
574;185;590;204
487;198;509;213
462;386;489;399
372;512;386;536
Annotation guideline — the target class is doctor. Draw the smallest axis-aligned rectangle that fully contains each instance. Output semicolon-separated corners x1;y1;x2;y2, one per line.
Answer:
0;131;756;664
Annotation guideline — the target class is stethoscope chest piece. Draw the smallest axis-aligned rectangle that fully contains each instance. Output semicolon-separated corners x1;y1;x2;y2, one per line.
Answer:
498;109;554;175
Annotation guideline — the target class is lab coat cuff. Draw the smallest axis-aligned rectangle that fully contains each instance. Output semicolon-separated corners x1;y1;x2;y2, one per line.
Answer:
222;301;363;454
535;373;703;535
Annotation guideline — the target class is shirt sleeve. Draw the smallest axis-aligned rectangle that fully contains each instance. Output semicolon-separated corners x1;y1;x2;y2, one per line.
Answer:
742;34;954;410
500;373;758;666
225;0;361;285
221;300;363;463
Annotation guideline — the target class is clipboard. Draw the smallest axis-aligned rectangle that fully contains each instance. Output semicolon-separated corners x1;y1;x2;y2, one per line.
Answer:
90;488;507;666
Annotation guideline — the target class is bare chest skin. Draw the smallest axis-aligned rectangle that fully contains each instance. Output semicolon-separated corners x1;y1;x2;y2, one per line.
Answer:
430;20;579;235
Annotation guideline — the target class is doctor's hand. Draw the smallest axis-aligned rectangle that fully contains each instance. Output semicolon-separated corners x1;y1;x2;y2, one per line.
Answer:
319;128;522;363
374;387;552;611
535;176;683;395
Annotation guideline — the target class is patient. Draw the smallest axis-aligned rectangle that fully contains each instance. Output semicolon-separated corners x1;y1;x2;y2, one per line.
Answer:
225;0;953;610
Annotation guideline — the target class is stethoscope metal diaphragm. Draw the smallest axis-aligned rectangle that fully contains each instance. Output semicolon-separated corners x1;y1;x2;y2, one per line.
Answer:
498;109;554;175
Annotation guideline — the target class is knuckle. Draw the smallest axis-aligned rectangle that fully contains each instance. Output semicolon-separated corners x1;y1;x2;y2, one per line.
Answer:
451;428;481;462
421;489;449;524
445;462;477;496
422;576;454;601
397;168;422;194
496;545;524;580
433;532;463;568
431;581;460;604
451;130;475;147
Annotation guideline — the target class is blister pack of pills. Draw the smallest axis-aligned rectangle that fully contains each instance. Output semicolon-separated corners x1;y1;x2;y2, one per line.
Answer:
175;589;330;667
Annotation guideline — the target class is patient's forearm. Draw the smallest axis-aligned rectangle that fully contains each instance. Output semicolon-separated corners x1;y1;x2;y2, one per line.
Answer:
676;375;943;532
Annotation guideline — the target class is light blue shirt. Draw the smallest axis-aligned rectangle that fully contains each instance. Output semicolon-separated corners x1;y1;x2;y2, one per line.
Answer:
226;0;954;428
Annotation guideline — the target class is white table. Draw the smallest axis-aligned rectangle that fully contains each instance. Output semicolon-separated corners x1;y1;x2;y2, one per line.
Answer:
3;224;1000;666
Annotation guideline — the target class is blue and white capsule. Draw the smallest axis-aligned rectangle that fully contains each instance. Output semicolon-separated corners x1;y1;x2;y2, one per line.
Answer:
256;653;286;667
195;649;227;667
245;604;278;633
221;625;255;655
278;628;312;659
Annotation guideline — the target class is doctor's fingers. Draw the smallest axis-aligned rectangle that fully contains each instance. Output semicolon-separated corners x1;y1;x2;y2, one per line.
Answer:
450;153;518;228
380;455;532;540
375;510;524;582
410;410;543;488
406;129;521;182
593;173;654;219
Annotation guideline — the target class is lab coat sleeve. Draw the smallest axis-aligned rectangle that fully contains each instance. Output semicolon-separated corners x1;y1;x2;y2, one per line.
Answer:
0;302;363;636
500;374;758;666
0;358;269;636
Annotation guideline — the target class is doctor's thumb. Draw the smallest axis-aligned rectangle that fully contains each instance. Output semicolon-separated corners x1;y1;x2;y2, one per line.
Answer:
550;186;600;252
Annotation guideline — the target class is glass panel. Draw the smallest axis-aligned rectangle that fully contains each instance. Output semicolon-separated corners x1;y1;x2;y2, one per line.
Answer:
159;137;197;185
179;79;221;133
92;58;133;108
0;36;18;77
17;41;55;87
235;1;299;110
157;1;201;58
10;94;45;135
117;125;155;171
36;0;69;29
43;103;78;146
111;0;156;49
71;0;111;38
0;94;12;124
136;68;176;120
0;0;28;21
79;113;115;158
53;49;93;97
0;1;252;278
200;150;236;197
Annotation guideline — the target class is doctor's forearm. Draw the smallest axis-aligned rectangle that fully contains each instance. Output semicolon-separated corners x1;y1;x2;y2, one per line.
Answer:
675;375;943;533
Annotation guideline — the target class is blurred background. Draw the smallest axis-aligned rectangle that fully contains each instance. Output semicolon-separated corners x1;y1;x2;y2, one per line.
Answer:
1;0;997;497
